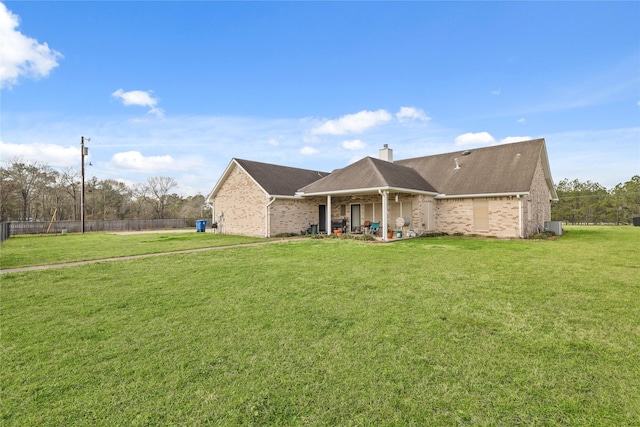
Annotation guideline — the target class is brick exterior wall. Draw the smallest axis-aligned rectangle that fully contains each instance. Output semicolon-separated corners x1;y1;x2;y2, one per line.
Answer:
212;163;267;237
522;156;552;236
435;197;520;238
268;198;321;236
212;164;325;237
213;154;552;239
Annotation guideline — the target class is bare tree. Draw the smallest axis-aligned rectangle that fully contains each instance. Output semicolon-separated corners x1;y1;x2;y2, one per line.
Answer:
144;176;178;219
2;159;49;220
0;165;20;221
59;167;80;220
95;179;132;220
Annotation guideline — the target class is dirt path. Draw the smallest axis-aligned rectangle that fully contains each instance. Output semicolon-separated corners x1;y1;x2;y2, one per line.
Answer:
0;239;295;275
109;228;197;235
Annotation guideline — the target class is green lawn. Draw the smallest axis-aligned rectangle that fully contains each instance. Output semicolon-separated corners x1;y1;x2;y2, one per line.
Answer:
0;232;266;269
1;226;639;426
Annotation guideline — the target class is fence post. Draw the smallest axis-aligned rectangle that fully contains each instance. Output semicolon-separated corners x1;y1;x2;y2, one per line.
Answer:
0;222;10;243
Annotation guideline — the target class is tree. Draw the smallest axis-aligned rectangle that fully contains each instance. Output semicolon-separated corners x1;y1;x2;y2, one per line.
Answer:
553;176;640;225
1;159;51;220
611;175;640;224
178;194;211;220
144;176;178;219
0;165;20;221
58;167;80;220
32;164;58;222
100;179;132;220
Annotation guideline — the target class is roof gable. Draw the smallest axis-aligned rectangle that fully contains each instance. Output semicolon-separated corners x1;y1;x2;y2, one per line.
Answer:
298;156;437;195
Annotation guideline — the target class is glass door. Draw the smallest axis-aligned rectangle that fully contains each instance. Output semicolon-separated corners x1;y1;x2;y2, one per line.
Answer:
318;205;326;232
350;204;361;232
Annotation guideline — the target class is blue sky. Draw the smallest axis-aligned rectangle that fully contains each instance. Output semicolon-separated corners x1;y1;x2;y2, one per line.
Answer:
1;1;639;196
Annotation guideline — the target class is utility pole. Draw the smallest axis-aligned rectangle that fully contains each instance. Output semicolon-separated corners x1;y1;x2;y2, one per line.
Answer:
80;136;90;234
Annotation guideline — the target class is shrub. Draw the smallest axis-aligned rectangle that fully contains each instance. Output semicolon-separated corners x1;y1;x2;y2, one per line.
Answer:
344;233;376;241
420;232;449;238
530;231;556;239
275;232;299;238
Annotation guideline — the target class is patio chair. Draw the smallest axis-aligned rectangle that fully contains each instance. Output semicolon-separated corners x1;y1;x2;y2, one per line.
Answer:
369;222;380;236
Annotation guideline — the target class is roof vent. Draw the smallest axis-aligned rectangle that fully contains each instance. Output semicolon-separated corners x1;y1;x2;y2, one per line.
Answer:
462;150;471;156
454;158;460;170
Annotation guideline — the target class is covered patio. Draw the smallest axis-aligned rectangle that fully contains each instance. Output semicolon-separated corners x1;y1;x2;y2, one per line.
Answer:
296;156;438;241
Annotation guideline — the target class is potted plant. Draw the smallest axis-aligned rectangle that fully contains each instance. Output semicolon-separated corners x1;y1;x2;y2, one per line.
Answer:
387;227;393;239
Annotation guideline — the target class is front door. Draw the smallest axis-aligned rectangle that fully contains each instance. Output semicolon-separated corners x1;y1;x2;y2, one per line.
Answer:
351;204;361;232
318;205;326;232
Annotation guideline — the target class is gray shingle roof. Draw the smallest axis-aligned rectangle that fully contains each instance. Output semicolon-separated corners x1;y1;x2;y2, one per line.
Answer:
235;158;328;196
396;138;548;196
298;156;437;195
211;138;555;201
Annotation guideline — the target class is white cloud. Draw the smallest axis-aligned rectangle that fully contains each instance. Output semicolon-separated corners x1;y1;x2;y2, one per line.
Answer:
2;107;637;196
0;141;77;166
108;151;175;172
396;106;430;123
455;132;534;146
342;139;366;150
517;118;526;124
0;3;63;89
311;109;392;135
454;132;495;146
300;146;319;155
111;89;164;117
491;89;501;95
499;136;532;145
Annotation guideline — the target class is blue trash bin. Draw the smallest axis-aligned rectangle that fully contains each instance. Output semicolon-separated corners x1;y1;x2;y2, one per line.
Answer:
196;220;207;232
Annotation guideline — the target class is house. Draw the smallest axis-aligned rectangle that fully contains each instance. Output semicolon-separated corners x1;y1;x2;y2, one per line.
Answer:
206;138;558;239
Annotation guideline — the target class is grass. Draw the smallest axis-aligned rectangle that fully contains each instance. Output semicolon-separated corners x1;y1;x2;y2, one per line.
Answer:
1;226;639;425
0;232;266;269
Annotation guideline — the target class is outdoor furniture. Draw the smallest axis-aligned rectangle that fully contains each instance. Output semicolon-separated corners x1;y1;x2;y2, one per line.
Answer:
369;222;380;236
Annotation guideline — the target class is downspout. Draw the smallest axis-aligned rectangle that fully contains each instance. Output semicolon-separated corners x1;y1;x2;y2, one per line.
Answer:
208;203;215;233
379;189;388;241
517;194;523;239
327;195;332;234
265;196;276;238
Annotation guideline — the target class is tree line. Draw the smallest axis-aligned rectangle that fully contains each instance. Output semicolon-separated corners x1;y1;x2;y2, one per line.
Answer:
1;159;638;225
0;160;211;222
551;176;640;225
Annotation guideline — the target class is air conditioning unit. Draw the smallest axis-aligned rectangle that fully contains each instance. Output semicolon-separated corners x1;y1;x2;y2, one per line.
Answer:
544;221;563;236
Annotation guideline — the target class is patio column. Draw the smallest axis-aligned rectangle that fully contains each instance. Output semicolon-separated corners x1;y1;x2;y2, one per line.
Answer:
326;195;332;234
381;190;389;241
